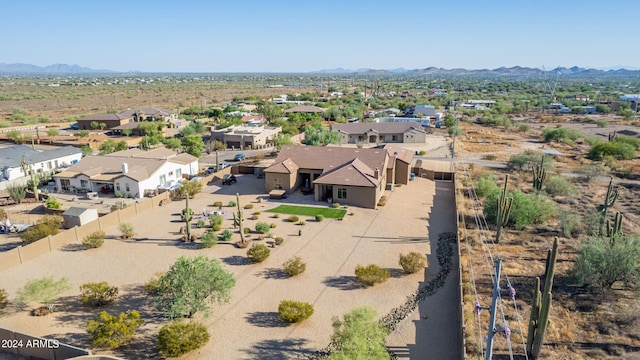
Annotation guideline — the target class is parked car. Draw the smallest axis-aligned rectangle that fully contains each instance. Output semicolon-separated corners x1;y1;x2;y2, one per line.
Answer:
234;153;246;161
218;163;229;170
222;174;237;185
205;165;217;175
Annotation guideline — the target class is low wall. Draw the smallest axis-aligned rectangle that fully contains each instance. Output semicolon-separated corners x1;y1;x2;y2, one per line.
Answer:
0;194;169;271
453;167;468;360
0;327;91;359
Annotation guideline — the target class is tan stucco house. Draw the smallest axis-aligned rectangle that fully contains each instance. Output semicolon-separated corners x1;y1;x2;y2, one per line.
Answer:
264;145;412;209
330;122;427;144
211;125;281;149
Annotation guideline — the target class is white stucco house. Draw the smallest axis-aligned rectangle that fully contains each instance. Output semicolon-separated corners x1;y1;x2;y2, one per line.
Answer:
53;147;198;198
0;145;82;181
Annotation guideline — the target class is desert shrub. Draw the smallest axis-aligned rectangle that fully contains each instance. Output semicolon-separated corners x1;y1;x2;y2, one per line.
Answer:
80;282;118;307
355;264;390;286
21;215;63;244
255;222;270;234
331;202;340;208
44;196;62;209
82;230;106;249
197;219;206;228
18;277;70;312
399;252;428;274
0;288;9;309
119;223;135;239
507;150;552;170
250;214;259;220
482;154;497;161
274;237;284;245
582;209;603;236
575;163;609;182
270;223;277;228
7;184;26;203
545;176;575;196
158;321;210;357
201;231;218;248
209;214;223;227
213;201;223;207
244;204;254;210
542;127;582;143
571;234;640;292
243;227;251;234
616;135;640;150
273;213;280;218
288;215;299;222
476;173;498;197
588;140;637;160
278;300;314;323
484;189;556;230
212;224;222;231
558;209;583;238
247;244;270;263
143;271;165;294
516;123;531;132
227;200;236;207
298;220;306;226
330;306;389;359
221;229;233;241
315;214;324;222
86;310;143;349
253;211;261;215
417;150;426;155
596;120;608;127
283;256;306;276
377;196;387;206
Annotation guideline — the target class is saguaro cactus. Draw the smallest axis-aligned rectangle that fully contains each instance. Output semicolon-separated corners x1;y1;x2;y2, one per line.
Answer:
527;236;558;359
599;177;619;235
606;211;623;241
532;156;546;193
20;156;39;201
608;130;618;142
495;175;513;243
235;193;245;245
181;194;194;241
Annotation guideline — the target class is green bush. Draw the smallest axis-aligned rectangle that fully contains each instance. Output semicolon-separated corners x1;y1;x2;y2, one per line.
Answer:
545;176;575;196
558;209;583;238
255;222;270;234
278;300;314;323
542;127;582;143
575;163;609;182
616;135;640;150
119;223;135;239
44;196;62;209
157;321;210;357
86;310;144;349
596;120;608;127
484;189;556;230
0;288;9;309
201;231;218;248
143;271;165;294
298;220;306;226
80;282;118;307
283;256;306;276
476;173;498;197
7;184;26;203
243;227;251;234
315;214;324;222
507;150;551;170
516;123;531;132
273;213;280;218
213;201;223;207
330;306;389;359
244;204;254;210
212;224;222;231
228;200;236;207
331;202;340;208
288;215;299;222
571;234;640;292
82;230;106;249
247;244;270;263
209;214;223;228
270;223;277;228
197;219;206;228
221;229;233;241
399;252;428;274
355;264;390;286
274;237;284;245
588;140;637;160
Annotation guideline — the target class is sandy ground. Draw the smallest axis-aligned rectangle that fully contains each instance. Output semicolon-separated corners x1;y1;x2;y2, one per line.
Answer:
0;174;459;359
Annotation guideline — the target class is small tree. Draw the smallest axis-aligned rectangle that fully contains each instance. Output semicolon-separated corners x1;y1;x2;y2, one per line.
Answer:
399;252;428;274
176;181;202;199
158;321;210;357
156;255;235;318
82;230;105;249
330;306;389;360
44;196;62;209
278;300;314;323
18;277;70;312
283;256;306;277
201;231;217;248
80;282;119;307
247;244;270;263
7;184;26;204
119;223;135;239
355;264;390;286
86;310;144;349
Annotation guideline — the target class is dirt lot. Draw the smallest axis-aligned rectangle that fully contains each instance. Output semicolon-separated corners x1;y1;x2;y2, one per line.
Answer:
0;174;459;359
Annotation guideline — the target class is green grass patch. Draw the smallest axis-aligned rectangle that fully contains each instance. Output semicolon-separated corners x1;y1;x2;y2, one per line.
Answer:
266;205;346;219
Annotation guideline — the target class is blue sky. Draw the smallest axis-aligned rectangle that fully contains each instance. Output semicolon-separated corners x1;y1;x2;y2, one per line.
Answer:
2;0;638;72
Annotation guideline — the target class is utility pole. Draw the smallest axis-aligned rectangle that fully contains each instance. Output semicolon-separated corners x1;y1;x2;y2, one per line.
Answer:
485;258;502;360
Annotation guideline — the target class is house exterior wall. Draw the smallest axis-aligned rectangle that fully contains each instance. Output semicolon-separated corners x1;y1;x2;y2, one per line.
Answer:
77;118;132;130
403;129;427;143
329;185;379;209
3;152;82;181
265;172;296;193
114;176;141;198
395;161;410;184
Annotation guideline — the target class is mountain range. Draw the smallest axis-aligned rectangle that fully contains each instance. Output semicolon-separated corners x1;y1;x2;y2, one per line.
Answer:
1;63;640;77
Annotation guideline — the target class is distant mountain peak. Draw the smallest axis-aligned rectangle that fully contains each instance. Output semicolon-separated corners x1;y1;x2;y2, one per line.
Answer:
0;63;113;74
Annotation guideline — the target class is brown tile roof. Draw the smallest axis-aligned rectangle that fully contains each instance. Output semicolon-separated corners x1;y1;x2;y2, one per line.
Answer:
313;158;379;187
264;158;299;174
331;122;426;135
283;105;326;113
77;113;133;121
382;144;415;166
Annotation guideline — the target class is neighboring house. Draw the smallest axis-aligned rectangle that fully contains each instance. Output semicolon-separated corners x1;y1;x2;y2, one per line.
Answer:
283;105;326;114
264;145;400;209
331;122;428;144
62;207;99;229
241;115;267;125
0;145;82;181
619;94;640;102
119;107;178;122
76;113;134;130
211;125;282;149
53;147;198;198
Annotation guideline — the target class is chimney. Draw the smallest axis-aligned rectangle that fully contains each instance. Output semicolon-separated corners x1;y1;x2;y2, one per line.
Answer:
374;168;379;179
121;162;128;174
